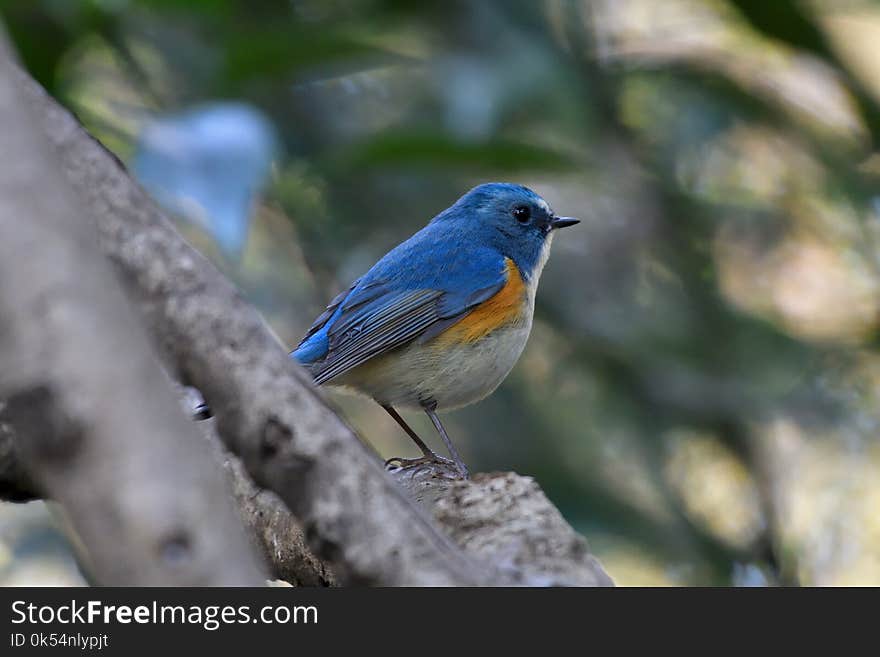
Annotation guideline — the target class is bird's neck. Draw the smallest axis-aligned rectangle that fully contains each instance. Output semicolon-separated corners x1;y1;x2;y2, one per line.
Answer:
508;232;554;290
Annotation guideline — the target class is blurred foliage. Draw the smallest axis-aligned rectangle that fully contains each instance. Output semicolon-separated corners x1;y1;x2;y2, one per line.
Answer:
4;0;880;586
132;101;278;255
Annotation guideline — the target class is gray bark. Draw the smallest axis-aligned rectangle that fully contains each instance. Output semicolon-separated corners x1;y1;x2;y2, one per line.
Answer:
180;391;334;586
4;62;613;586
397;469;613;586
0;399;334;586
0;30;265;586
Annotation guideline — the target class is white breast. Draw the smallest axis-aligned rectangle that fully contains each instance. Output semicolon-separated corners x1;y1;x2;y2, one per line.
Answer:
338;296;536;410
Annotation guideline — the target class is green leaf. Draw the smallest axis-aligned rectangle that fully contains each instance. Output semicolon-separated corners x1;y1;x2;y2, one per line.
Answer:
222;27;412;85
728;0;833;57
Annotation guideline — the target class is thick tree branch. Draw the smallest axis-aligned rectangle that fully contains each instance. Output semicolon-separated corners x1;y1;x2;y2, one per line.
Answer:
5;382;612;585
0;31;265;585
396;470;613;586
0;403;335;586
15;67;612;586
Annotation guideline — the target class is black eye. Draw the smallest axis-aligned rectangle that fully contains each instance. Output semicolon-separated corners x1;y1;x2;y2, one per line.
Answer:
512;205;531;224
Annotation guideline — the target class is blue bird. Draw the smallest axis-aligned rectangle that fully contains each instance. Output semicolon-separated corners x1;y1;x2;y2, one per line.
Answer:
291;183;579;478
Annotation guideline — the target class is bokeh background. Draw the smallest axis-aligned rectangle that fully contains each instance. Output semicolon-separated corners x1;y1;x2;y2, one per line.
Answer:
3;0;880;586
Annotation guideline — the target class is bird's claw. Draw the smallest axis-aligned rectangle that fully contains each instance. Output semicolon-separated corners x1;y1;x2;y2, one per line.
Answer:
385;454;468;480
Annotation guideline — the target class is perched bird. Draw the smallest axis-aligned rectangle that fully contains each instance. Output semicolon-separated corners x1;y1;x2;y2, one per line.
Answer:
291;183;579;478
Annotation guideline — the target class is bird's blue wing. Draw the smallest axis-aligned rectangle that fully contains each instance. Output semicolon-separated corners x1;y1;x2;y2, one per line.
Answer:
292;242;508;385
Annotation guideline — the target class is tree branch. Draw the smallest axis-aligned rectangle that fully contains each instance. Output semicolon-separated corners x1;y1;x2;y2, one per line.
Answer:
179;386;334;586
0;390;335;586
396;469;613;586
0;29;265;586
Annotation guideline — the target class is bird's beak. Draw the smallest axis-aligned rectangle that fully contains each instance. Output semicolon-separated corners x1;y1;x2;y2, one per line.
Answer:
550;216;580;230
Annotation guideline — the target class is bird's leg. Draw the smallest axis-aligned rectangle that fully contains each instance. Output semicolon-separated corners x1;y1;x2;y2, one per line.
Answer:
380;404;459;477
423;402;469;479
381;404;433;456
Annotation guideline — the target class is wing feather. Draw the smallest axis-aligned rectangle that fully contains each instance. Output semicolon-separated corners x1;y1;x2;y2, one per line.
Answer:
311;289;442;384
295;247;511;385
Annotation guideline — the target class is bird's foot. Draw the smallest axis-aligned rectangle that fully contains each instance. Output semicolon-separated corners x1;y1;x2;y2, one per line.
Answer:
385;453;468;480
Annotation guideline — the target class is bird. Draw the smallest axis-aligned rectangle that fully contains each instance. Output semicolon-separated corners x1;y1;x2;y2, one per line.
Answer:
291;183;579;478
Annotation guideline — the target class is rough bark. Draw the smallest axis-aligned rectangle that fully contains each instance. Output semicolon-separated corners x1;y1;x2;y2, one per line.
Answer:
396;469;613;586
8;66;613;587
176;386;334;586
0;31;265;586
226;451;335;586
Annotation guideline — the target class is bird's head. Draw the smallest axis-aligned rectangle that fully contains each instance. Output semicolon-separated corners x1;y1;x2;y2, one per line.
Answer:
435;182;579;280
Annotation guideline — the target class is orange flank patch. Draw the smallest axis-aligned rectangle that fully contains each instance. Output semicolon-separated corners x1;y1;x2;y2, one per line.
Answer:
439;258;527;344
